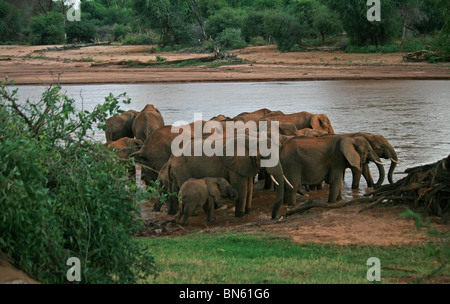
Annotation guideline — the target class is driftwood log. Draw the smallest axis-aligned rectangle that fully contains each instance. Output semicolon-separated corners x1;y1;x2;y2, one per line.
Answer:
90;47;240;67
402;50;442;62
33;42;111;53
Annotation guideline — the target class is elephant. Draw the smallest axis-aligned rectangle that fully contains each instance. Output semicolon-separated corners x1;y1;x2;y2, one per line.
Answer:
174;177;239;225
104;137;143;159
105;109;139;142
297;128;329;137
337;132;399;189
131;121;214;184
274;135;385;218
166;133;287;218
262;111;335;134
132;104;165;141
232;108;284;122
209;114;233;121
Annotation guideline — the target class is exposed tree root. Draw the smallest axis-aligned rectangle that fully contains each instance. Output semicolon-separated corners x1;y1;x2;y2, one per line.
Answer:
352;155;450;217
285;198;358;217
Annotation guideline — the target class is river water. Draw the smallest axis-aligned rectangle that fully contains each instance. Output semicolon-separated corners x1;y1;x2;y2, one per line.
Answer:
13;80;450;187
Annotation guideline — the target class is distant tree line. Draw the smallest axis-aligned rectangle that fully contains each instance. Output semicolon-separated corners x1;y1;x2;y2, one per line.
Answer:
1;0;449;58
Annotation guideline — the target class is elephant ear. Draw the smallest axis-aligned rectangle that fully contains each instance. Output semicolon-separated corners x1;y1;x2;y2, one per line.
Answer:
206;178;222;202
220;135;260;177
310;114;334;134
340;138;362;172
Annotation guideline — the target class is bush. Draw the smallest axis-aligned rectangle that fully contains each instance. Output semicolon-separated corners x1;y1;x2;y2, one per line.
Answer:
264;10;305;51
215;28;247;51
401;37;425;52
29;12;66;45
206;7;243;39
0;0;23;43
66;20;98;43
0;79;157;283
123;33;158;45
111;24;132;42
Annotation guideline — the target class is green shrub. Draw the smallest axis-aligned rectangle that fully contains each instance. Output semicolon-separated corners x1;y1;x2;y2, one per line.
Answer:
0;0;23;43
111;24;132;42
123;33;157;45
215;28;247;51
400;37;425;52
29;12;66;45
0;79;157;283
66;20;98;43
249;36;267;46
206;7;243;39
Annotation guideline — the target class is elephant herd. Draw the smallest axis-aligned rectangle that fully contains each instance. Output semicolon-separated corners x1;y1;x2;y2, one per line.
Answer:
104;105;399;225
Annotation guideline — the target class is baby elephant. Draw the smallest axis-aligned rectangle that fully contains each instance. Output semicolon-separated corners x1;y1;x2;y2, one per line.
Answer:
175;177;239;225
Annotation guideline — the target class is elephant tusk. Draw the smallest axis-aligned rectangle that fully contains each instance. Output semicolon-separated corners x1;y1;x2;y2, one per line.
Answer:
283;175;294;189
374;160;386;165
390;158;400;164
270;175;280;186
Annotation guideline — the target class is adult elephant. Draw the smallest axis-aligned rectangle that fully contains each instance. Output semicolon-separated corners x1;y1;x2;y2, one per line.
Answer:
130;120;214;184
232;108;284;122
105;109;138;142
338;132;399;189
275;135;384;218
167;133;287;218
132;104;165;141
104;137;143;159
262;111;335;134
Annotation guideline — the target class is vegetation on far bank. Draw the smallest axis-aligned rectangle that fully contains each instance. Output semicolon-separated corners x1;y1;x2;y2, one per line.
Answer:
0;0;449;61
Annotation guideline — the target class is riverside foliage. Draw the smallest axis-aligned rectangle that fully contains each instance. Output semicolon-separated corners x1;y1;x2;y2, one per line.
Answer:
0;79;157;283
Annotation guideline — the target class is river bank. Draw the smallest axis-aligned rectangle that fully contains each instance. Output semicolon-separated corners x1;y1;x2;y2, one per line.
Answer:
1;45;449;85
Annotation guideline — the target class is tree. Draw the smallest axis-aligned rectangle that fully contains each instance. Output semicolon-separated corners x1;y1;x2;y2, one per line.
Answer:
397;0;428;39
186;0;207;41
132;0;194;46
0;0;23;42
205;7;243;39
29;11;66;45
264;9;306;51
312;4;342;42
324;0;401;46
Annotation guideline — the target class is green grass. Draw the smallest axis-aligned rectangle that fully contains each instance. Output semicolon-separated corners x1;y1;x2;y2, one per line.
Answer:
139;232;448;284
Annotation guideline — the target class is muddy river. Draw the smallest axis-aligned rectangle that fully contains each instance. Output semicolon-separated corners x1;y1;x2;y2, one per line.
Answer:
14;80;450;189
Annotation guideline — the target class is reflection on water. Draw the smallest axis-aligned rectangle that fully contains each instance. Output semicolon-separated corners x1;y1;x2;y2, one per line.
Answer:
13;80;450;188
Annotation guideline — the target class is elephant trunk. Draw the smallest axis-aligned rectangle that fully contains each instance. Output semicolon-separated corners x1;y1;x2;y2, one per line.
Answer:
387;150;398;184
371;152;385;188
266;164;285;220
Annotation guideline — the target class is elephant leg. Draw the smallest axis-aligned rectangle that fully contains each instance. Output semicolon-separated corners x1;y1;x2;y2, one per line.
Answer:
351;167;362;189
205;197;215;222
230;172;247;218
362;164;375;188
245;176;253;214
328;170;344;203
166;195;179;215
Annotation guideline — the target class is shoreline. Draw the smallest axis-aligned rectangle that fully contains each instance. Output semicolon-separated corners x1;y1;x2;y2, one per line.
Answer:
1;45;449;85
